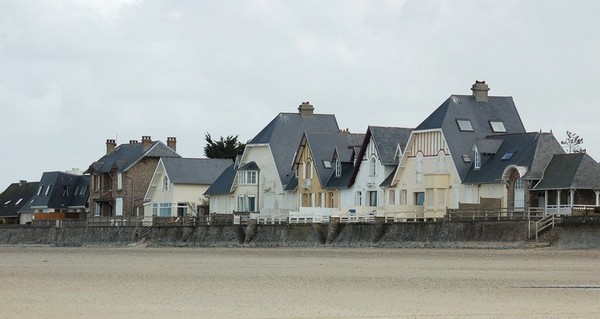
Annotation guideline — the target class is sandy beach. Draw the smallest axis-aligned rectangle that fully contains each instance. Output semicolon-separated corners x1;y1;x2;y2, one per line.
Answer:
1;246;599;318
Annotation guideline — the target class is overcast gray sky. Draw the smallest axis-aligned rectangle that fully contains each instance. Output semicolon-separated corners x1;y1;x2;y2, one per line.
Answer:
1;0;599;188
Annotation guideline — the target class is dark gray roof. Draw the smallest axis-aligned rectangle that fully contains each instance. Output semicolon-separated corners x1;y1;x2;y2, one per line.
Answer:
369;126;413;165
304;131;364;189
416;95;526;181
238;162;259;171
248;112;339;187
204;164;236;196
348;126;412;187
29;172;90;209
380;168;397;187
87;141;180;173
464;132;564;184
324;162;354;189
284;175;298;191
533;153;600;190
475;138;503;155
0;181;39;218
162;158;233;185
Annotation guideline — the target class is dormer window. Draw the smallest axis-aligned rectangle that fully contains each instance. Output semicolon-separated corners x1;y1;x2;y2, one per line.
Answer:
335;159;341;177
239;171;257;185
456;119;474;132
490;121;506;133
474;151;481;170
44;185;52;196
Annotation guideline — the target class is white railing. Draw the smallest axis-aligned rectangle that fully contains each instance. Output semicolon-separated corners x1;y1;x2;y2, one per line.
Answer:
384;211;445;223
532;214;556;240
288;210;331;224
339;209;376;223
256;214;287;225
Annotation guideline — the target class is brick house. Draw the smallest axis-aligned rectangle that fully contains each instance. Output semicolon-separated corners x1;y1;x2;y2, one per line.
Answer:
86;136;180;217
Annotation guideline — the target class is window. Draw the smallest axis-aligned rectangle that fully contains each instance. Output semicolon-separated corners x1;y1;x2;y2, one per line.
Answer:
4;200;11;205
304;160;313;179
456;119;474;132
247;195;256;212
61;186;69;197
152;203;159;216
489;121;506;133
95;203;101;216
117;173;123;190
177;203;187;217
416;152;423;183
37;185;44;196
335;159;341;177
415;192;425;205
369;157;377;176
115;197;124;216
239;171;257;185
93;175;101;191
15;198;23;205
462;154;471;163
426;189;434;209
514;178;525;209
501;152;515;160
368;191;378;207
437;151;446;172
388;190;395;205
400;190;407;205
159;203;172;217
474;151;481;170
44;185;52;196
355;191;363;206
162;176;170;191
323;160;332;169
79;185;88;196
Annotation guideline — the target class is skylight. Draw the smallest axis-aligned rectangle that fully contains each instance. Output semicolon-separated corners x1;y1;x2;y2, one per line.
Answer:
501;152;515;160
490;121;507;133
323;160;332;169
462;154;471;163
456;119;474;132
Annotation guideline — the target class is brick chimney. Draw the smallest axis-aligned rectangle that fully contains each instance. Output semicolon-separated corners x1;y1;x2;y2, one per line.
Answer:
298;101;314;117
471;80;490;102
106;139;117;155
167;137;177;152
142;136;152;151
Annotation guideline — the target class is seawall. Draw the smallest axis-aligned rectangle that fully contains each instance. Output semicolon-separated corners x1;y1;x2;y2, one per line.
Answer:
0;220;535;248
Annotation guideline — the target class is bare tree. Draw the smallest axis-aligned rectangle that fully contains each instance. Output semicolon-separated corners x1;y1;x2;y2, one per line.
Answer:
561;131;585;154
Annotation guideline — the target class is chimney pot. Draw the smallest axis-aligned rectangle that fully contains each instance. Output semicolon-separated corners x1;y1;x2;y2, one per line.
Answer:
129;140;138;144
19;180;26;186
106;139;117;155
167;137;177;152
471;80;490;102
298;101;314;117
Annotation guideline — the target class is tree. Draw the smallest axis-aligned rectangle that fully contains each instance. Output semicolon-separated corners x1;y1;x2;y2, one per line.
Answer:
204;133;245;160
561;131;586;154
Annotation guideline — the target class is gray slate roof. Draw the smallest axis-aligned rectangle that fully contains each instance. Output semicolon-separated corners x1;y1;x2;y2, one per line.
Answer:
88;141;180;173
162;158;233;185
464;132;564;184
248;112;339;187
203;164;236;195
0;181;39;218
303;131;364;189
416;95;526;181
369;126;413;165
29;172;90;209
533;153;600;190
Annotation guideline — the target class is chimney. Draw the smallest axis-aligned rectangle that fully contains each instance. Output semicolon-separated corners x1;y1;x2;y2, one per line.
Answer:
129;139;138;144
167;137;177;152
298;101;314;117
106;139;117;155
19;180;27;186
471;80;490;102
142;136;152;151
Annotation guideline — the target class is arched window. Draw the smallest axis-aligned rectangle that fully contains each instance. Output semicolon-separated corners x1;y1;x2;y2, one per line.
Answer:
304;160;313;179
369;156;377;176
162;176;169;191
437;151;446;172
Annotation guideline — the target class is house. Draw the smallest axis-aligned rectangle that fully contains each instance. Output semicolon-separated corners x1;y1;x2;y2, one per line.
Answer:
86;136;180;217
384;81;542;218
0;180;39;224
532;153;600;215
291;130;364;218
143;157;232;221
30;171;90;222
205;102;340;216
345;126;412;216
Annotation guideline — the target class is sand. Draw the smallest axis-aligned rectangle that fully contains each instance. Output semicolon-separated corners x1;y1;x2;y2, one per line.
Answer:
0;246;599;318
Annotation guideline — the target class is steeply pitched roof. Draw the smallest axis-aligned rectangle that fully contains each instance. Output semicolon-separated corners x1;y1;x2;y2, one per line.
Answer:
162;158;233;185
29;172;90;209
203;163;237;196
348;126;412;187
87;141;180;173
0;181;40;218
369;126;413;165
464;132;564;184
303;131;364;189
248;112;339;187
416;95;526;181
533;153;600;190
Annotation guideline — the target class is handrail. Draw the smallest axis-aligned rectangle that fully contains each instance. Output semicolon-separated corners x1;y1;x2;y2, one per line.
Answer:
534;214;555;240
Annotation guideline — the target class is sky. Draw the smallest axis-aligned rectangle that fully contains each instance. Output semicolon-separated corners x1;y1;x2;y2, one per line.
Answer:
1;0;599;189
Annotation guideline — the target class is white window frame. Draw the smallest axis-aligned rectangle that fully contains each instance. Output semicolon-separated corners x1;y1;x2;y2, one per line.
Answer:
117;173;123;190
355;191;363;206
162;176;170;191
457;119;474;132
490;121;507;133
239;171;257;185
335;159;341;177
388;190;396;205
474;151;481;170
115;197;124;216
369;156;377;176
